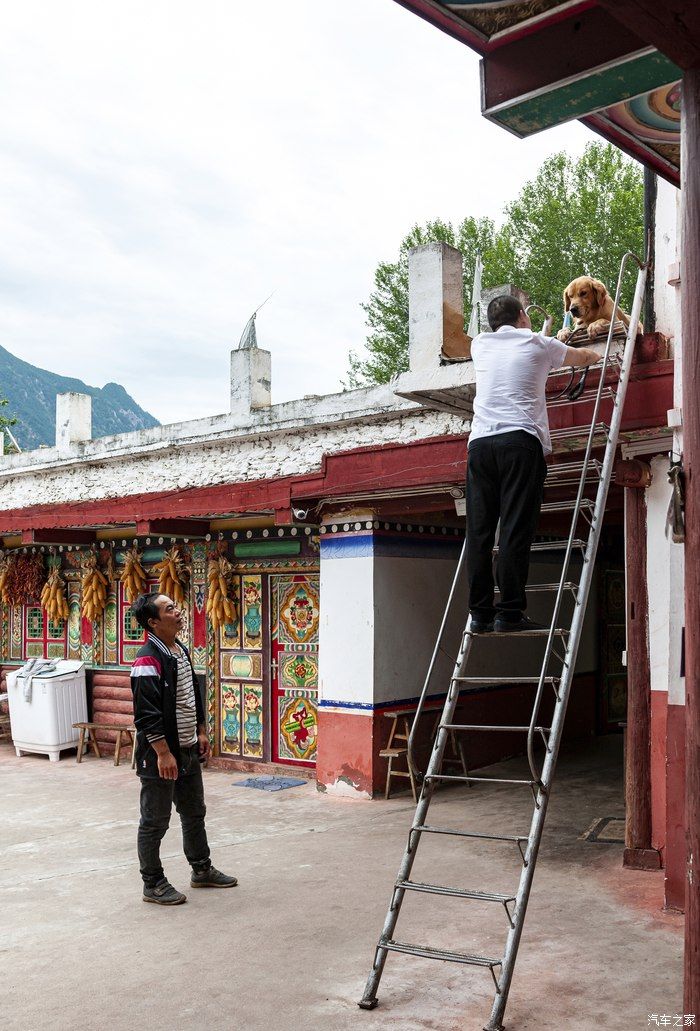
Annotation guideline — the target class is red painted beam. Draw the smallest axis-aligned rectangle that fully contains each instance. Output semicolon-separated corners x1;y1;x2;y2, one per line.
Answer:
582;113;681;188
597;0;700;70
134;518;211;538
391;0;596;55
481;7;646;111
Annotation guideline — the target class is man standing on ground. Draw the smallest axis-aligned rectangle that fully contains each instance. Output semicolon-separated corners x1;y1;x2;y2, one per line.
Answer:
130;592;238;905
467;294;599;633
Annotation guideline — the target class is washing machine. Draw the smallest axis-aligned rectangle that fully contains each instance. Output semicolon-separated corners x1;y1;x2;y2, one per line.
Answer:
6;660;87;761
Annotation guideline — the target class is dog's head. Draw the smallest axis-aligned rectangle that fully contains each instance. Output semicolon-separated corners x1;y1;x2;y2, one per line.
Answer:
563;276;609;324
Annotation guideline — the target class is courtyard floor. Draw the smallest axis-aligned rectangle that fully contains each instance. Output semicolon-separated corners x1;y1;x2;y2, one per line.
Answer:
1;735;683;1031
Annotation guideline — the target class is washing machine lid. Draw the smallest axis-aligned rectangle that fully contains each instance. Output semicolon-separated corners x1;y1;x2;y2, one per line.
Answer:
15;659;85;679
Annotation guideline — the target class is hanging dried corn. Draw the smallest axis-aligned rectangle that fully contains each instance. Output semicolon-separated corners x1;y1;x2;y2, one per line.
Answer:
40;566;70;623
0;554;9;606
152;545;189;606
81;552;109;623
206;553;237;631
1;553;45;606
121;545;148;603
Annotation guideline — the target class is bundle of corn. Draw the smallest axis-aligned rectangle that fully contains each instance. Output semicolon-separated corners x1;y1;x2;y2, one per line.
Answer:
40;567;70;622
81;552;109;623
0;555;9;605
206;553;237;630
1;553;45;606
153;545;189;606
121;545;148;603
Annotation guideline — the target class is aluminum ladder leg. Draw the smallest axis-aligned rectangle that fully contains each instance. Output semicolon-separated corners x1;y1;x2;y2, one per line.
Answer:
359;251;648;1030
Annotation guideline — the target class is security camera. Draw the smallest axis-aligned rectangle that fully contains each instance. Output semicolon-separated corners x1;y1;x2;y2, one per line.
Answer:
292;507;310;521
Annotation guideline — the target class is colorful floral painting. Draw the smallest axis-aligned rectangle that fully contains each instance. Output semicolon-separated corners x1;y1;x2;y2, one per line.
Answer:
278;695;317;763
221;683;241;755
243;686;263;758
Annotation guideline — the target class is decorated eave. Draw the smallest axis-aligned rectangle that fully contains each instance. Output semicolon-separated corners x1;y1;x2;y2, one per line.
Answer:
392;0;688;185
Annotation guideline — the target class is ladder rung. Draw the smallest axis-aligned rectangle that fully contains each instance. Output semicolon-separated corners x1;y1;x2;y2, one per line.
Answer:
540;499;595;513
453;676;560;685
547;459;602;477
413;825;528;844
494;582;579;594
520;582;578;593
493;539;585;553
382;939;501;969
396;880;515;904
441;724;550;733
475;627;569;638
426;774;537;786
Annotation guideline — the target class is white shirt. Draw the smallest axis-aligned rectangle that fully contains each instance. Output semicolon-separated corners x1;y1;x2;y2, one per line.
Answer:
469;325;568;455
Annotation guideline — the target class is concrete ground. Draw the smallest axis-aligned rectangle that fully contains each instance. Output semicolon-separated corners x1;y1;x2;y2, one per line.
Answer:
1;736;682;1031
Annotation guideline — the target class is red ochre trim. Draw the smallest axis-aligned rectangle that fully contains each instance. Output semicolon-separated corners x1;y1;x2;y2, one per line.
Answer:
665;702;686;912
392;0;597;55
316;675;596;798
0;362;673;535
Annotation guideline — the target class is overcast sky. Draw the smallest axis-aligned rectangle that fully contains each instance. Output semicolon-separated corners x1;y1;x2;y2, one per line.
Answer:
0;0;594;426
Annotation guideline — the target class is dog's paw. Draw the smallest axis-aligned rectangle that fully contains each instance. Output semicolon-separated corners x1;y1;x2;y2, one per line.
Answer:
588;319;610;338
557;328;571;343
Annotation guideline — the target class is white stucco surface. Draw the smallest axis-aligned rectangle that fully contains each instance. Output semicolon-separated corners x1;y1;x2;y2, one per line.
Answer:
318;551;375;708
0;380;469;513
646;454;685;704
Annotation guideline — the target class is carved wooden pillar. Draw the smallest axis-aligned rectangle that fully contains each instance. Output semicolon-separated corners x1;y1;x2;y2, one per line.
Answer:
616;459;661;868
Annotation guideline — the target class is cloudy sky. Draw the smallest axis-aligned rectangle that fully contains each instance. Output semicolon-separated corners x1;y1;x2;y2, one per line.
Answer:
0;0;593;426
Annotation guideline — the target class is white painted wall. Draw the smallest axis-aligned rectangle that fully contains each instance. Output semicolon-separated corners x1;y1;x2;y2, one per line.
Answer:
372;550;464;706
654;179;681;345
318;549;375;708
0;385;468;512
647;454;685;705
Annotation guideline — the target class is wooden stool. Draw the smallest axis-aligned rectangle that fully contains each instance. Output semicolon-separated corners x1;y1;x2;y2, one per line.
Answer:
380;708;446;801
73;722;137;768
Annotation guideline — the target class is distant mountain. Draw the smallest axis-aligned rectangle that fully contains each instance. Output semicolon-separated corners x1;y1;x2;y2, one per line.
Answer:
0;344;160;449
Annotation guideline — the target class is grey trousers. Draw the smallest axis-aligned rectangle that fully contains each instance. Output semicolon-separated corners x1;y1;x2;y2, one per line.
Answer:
137;745;211;887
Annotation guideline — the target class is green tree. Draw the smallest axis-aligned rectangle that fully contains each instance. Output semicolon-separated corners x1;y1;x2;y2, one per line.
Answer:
347;142;643;386
1;397;18;453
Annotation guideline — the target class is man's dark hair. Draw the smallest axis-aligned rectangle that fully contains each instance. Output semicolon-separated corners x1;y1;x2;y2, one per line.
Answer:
487;294;524;332
131;592;162;631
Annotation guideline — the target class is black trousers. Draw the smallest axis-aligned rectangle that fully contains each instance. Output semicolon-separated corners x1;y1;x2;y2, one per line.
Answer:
466;430;547;623
137;745;211;887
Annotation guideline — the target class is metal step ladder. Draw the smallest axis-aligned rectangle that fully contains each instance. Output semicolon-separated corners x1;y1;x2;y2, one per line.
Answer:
359;251;648;1031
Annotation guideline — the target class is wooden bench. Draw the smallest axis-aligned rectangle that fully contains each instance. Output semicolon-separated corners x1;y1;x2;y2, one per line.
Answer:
73;722;137;768
380;706;469;800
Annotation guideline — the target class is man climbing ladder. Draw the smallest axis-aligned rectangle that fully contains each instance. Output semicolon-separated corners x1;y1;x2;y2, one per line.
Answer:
467;295;598;634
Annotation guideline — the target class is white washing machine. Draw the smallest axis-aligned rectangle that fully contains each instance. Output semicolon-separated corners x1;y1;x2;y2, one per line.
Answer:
6;660;87;761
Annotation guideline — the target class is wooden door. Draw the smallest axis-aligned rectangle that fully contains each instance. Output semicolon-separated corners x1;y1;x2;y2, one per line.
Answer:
270;574;319;767
219;574;266;761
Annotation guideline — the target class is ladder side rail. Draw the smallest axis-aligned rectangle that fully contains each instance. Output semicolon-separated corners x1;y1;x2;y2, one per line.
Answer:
489;257;647;1031
525;252;646;782
360;620;475;1009
407;536;468;779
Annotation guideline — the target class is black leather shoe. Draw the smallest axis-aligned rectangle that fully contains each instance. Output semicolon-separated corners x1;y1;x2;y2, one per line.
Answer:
469;617;494;634
494;616;547;633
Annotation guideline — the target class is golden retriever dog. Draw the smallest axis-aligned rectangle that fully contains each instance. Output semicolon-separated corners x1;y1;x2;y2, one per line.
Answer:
557;276;642;342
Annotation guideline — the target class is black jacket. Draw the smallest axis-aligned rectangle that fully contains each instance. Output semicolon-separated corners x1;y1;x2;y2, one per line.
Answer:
130;633;205;776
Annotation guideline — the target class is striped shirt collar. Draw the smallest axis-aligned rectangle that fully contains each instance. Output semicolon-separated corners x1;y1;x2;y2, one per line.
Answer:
147;631;185;657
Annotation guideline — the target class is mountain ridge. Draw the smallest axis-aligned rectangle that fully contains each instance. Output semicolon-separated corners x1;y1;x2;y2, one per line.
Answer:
0;343;160;449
